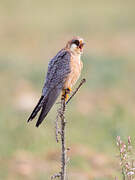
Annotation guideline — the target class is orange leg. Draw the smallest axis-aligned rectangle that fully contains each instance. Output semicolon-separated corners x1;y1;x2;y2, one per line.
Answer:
66;87;72;94
62;88;72;101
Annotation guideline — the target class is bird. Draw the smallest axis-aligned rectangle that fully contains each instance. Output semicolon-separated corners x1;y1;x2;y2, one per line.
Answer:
27;37;85;127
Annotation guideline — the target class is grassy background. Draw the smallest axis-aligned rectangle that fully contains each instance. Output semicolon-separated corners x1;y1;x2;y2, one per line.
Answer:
0;0;135;179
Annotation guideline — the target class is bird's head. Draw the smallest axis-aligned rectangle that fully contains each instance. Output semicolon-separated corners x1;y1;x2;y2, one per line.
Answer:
66;37;85;55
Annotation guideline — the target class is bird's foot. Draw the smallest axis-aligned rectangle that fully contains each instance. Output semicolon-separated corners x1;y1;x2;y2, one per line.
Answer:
65;94;69;101
62;88;72;101
61;93;69;101
65;87;72;94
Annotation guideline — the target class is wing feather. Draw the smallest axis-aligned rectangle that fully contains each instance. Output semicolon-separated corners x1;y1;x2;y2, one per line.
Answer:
27;49;71;126
42;49;71;96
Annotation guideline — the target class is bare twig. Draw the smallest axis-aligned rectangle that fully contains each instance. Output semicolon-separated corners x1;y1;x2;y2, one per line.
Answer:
52;78;86;180
51;172;61;180
66;78;86;105
55;107;61;143
60;95;67;180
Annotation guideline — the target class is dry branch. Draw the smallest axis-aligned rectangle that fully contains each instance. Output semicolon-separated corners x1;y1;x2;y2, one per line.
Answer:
60;96;66;180
66;78;86;105
52;78;86;180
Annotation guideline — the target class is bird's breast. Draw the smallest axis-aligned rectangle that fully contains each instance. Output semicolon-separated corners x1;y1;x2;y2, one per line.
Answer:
64;54;83;89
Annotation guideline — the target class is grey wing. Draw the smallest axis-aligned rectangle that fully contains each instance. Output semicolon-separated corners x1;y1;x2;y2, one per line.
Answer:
27;49;71;126
35;49;71;127
42;49;71;96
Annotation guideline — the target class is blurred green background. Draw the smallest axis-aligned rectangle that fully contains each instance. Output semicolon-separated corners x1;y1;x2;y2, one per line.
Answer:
0;0;135;179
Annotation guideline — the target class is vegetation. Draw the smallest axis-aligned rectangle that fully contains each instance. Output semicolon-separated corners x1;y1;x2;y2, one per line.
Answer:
0;0;135;179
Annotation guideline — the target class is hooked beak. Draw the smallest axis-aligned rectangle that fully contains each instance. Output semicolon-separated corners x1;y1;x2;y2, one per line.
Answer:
79;42;85;51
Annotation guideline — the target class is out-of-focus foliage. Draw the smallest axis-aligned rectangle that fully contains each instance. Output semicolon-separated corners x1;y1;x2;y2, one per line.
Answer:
0;0;135;179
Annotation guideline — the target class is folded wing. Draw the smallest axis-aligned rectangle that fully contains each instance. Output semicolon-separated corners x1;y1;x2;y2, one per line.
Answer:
27;49;71;127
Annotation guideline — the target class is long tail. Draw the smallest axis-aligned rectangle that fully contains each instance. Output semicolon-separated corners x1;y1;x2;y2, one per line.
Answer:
36;88;61;127
27;96;44;122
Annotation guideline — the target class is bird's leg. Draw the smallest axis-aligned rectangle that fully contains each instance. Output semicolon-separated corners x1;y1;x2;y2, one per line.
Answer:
66;87;72;94
62;90;69;101
62;88;72;101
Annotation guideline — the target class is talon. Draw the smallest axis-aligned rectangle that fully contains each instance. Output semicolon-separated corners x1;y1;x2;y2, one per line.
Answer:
65;94;69;101
62;89;69;101
66;87;72;94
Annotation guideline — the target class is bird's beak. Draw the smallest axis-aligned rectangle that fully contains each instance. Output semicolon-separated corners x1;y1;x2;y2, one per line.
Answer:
79;42;85;51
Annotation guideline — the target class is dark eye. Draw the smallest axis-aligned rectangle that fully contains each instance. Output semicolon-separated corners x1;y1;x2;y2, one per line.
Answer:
72;40;80;46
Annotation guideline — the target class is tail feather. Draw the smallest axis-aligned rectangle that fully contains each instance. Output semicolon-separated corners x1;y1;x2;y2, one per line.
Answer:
27;96;44;122
35;102;48;127
36;88;61;127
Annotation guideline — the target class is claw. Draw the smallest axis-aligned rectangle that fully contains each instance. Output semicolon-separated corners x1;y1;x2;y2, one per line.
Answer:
66;87;72;94
65;94;69;101
62;88;71;101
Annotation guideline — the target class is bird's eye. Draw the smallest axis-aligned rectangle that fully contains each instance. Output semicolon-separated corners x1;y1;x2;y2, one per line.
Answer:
72;40;80;46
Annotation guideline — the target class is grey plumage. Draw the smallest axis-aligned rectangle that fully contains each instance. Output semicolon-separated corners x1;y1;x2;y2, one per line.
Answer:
27;49;71;127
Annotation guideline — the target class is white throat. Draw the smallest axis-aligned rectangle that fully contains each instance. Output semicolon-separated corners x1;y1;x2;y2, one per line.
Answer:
70;44;82;56
70;44;77;53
